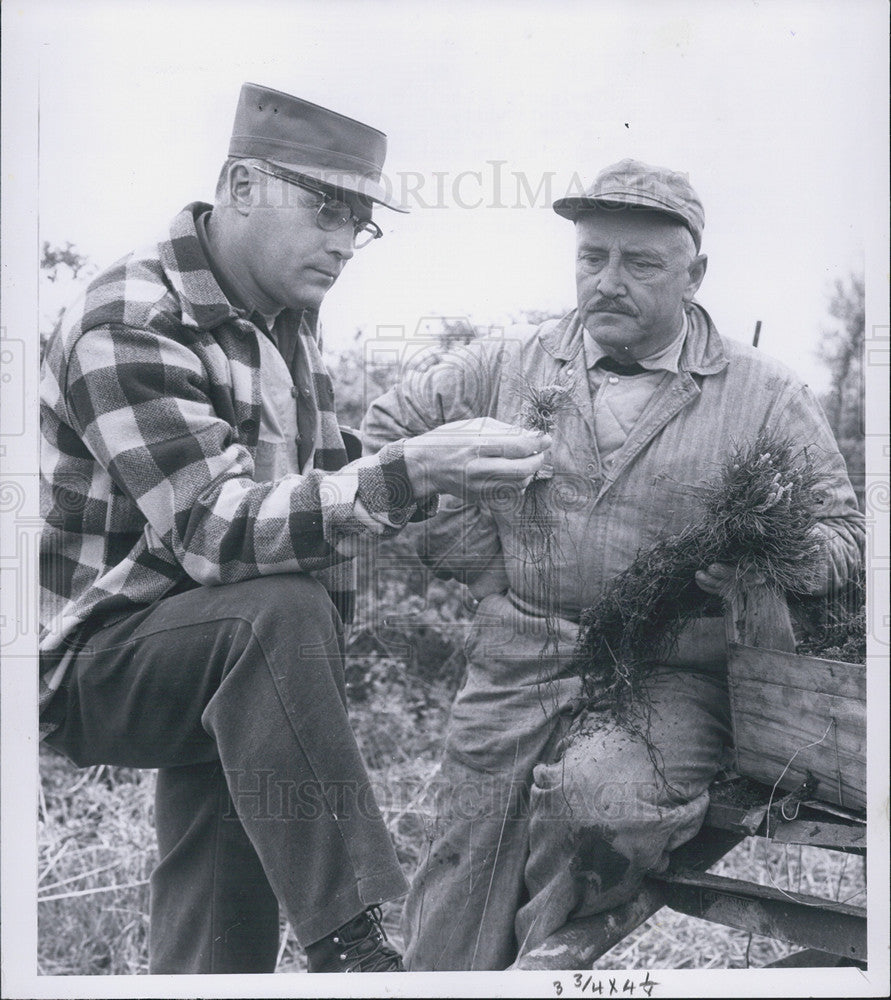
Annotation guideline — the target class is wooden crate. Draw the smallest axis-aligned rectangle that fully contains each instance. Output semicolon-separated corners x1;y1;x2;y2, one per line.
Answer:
725;586;866;811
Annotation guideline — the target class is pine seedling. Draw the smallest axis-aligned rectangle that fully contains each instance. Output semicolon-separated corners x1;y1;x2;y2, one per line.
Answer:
519;380;576;435
572;433;828;721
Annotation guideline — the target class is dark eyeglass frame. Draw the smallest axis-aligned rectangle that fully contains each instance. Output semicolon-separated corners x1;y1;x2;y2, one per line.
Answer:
253;164;383;248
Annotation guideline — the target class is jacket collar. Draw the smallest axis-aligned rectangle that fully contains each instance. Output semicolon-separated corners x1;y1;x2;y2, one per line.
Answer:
158;203;241;331
539;303;729;377
158;203;320;340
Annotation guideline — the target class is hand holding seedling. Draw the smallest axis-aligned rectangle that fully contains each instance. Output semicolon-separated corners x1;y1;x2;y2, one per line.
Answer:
695;562;766;596
403;417;551;501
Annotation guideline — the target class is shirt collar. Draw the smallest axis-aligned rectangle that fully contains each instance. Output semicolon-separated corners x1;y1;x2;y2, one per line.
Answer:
193;209;249;314
160;203;240;330
539;305;727;377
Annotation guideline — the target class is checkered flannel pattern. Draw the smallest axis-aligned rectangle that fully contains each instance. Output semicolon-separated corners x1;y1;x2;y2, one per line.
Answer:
40;202;427;713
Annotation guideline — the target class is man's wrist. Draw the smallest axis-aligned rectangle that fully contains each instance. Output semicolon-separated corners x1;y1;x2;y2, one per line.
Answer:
400;437;435;501
376;439;423;508
385;439;440;521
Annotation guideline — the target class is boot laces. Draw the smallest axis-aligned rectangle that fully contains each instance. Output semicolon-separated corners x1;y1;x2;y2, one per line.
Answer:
334;905;403;972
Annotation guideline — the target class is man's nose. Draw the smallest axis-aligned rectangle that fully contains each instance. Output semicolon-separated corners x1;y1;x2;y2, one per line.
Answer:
596;258;625;297
327;225;355;261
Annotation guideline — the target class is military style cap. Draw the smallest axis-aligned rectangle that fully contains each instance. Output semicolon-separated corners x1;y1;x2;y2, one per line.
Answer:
553;158;704;250
228;82;407;212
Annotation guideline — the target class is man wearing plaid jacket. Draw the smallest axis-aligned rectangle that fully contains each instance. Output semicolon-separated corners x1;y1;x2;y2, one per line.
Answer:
38;83;549;974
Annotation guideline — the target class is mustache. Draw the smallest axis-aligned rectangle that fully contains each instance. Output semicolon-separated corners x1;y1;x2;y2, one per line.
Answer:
587;299;637;316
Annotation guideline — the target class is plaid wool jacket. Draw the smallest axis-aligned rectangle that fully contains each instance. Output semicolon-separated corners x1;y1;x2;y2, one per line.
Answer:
40;203;427;713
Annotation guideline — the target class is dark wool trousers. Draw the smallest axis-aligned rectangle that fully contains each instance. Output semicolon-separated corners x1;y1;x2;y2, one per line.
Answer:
43;574;408;973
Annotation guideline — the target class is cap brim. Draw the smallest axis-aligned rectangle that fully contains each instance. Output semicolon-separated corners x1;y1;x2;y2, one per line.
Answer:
553;195;689;231
267;160;409;213
552;195;701;249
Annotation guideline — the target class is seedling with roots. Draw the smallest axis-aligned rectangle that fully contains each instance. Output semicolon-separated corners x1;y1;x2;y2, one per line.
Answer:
572;433;828;722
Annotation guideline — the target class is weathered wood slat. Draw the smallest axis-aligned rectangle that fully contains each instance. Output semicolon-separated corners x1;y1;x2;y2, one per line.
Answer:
729;719;865;804
650;871;867;961
726;584;797;651
704;798;768;836
728;643;866;701
731;702;866;751
732;734;865;810
512;883;668;971
729;688;865;756
769;818;866;852
730;697;864;760
654;870;866;916
725;620;866;810
766;948;865;968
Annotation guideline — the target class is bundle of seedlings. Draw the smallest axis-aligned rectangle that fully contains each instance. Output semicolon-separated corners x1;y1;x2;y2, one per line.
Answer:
572;433;828;723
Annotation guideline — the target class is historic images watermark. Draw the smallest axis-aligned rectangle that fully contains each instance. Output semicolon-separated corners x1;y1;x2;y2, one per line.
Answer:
223;767;684;825
234;158;692;213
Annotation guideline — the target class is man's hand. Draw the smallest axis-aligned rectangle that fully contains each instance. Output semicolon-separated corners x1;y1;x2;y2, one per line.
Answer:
695;562;766;596
403;417;551;502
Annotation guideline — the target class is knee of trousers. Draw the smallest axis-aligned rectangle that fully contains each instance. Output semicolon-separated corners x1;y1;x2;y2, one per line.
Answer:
196;575;344;701
198;575;347;738
215;573;342;645
530;754;680;843
529;755;710;880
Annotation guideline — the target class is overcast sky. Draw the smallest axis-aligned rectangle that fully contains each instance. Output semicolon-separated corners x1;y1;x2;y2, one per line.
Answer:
22;0;886;393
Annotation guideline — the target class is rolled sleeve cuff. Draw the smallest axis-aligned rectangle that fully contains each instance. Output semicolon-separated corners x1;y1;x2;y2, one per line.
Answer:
322;440;439;541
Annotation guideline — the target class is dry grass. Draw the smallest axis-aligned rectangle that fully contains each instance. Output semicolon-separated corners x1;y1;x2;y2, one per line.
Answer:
38;754;156;975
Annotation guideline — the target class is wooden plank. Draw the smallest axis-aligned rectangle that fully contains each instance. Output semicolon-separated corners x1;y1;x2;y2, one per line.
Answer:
730;712;865;786
729;699;865;779
652;871;867;961
728;643;866;701
735;705;866;768
800;799;867;823
732;736;865;811
704;798;768;836
725;640;866;809
732;760;863;811
655;870;866;917
732;722;864;772
512;882;668;970
770;818;866;852
730;685;866;756
766;948;865;968
730;681;865;738
726;585;797;651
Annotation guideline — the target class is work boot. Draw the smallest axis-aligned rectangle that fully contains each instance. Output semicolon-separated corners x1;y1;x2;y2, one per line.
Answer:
305;905;405;972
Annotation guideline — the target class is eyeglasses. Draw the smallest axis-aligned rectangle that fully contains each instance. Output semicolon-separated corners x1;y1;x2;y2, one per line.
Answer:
253;164;383;249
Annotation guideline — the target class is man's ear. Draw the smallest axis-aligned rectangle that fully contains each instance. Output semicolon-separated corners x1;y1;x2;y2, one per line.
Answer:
684;253;708;302
227;162;255;217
